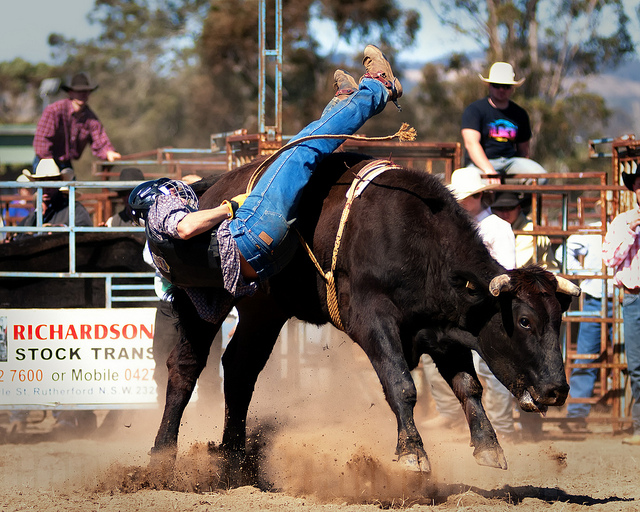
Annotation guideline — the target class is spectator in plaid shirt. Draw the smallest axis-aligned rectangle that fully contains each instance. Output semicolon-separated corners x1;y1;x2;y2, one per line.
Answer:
33;72;121;171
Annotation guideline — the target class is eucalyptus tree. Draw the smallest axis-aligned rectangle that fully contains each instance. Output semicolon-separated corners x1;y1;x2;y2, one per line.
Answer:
418;0;636;166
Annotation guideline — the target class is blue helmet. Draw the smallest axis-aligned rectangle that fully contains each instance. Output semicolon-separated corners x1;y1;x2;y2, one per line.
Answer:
128;178;199;225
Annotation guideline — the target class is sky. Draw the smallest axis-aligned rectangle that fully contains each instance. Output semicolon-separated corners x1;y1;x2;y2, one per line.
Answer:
0;0;101;64
0;0;637;65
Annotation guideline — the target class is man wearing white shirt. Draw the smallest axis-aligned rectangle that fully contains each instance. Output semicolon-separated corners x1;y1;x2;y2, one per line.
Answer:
422;168;517;439
556;220;613;423
453;168;517;438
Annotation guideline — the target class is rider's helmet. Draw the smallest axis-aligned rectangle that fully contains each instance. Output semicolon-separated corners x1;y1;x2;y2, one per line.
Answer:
128;178;199;225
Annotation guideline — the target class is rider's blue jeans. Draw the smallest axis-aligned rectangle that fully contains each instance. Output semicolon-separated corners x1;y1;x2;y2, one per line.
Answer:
229;78;389;281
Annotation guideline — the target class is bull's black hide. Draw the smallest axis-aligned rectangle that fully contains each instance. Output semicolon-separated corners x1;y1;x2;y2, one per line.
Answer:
150;153;579;478
0;232;148;308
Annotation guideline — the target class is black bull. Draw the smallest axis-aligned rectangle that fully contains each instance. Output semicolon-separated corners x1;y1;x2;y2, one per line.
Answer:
151;153;580;474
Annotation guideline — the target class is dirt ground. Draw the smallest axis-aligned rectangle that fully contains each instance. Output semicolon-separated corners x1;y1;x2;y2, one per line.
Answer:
1;337;639;511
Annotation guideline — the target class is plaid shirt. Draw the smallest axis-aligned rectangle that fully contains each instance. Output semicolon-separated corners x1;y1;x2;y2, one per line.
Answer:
148;194;257;323
603;207;640;291
33;98;115;163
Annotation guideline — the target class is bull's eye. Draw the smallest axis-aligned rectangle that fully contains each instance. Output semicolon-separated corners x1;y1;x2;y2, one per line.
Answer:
519;317;531;330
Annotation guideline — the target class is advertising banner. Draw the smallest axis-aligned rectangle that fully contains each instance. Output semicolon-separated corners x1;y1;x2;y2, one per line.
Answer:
0;309;159;410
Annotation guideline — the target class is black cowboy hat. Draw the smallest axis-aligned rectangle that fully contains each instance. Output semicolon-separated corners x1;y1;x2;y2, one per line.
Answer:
622;169;640;191
60;72;99;92
491;192;522;209
116;167;145;196
118;167;145;181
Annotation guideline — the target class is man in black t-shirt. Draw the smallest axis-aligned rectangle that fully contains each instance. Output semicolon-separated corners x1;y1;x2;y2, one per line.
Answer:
458;62;546;185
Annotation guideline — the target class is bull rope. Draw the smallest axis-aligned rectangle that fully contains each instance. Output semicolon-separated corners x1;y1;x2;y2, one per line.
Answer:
242;123;416;330
298;160;403;331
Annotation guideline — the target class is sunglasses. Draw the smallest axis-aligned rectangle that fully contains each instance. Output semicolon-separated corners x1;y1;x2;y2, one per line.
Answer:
490;83;513;90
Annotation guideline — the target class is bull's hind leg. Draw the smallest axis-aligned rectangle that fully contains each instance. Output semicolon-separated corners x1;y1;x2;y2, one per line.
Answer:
219;292;288;483
150;289;226;468
348;297;430;472
430;348;507;470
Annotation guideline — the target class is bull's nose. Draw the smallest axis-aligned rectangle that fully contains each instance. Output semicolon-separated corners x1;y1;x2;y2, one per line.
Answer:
540;382;569;405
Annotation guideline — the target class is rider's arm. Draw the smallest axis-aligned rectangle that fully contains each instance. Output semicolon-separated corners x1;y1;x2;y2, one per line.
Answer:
176;205;229;239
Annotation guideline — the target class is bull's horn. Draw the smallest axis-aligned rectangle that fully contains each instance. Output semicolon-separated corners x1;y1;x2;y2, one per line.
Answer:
556;276;581;296
489;274;511;296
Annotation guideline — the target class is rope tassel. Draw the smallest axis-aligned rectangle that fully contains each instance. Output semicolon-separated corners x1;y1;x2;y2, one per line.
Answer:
395;123;417;142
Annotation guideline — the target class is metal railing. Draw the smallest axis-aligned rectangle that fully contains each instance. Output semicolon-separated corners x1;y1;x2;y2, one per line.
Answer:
0;179;155;308
2;147;637;431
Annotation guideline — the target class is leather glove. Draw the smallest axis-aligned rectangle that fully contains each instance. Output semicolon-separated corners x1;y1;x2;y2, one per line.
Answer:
221;193;248;219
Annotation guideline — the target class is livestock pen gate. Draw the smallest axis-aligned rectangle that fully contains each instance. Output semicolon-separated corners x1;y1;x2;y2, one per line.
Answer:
0;134;636;437
469;134;638;435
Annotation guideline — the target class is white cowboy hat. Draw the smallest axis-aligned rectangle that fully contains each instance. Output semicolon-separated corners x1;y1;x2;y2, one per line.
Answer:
21;159;74;182
16;174;30;183
22;159;61;180
448;167;497;201
479;62;525;86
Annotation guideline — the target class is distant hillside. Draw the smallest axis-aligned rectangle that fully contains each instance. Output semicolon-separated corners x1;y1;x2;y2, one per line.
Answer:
582;58;640;138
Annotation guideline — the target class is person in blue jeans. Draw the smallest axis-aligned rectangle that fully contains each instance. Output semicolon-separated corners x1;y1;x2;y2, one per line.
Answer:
128;45;402;324
556;224;613;423
603;168;640;445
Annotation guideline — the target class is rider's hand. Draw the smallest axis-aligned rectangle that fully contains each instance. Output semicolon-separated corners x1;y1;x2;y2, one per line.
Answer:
221;193;249;219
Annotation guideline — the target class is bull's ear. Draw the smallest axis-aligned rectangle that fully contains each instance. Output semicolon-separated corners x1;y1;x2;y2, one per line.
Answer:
555;291;575;313
449;271;488;300
555;276;581;312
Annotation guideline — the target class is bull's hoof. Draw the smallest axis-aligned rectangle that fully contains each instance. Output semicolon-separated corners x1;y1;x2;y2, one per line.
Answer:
148;446;177;472
473;445;507;470
397;453;431;473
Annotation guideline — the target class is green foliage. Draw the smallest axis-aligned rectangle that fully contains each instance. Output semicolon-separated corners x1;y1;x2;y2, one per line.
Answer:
6;0;630;177
0;59;55;94
317;0;419;48
425;0;636;169
0;0;417;163
432;0;635;95
196;0;418;135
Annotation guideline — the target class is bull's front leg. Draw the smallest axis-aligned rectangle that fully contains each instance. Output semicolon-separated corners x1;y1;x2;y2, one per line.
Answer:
348;298;430;473
219;293;287;485
150;291;225;470
431;347;507;470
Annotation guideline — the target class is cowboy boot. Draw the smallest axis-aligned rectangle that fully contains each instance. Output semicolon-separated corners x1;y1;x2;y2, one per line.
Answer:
333;69;358;100
361;44;403;110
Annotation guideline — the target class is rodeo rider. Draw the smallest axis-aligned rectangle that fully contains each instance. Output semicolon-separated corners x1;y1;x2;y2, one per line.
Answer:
128;45;402;324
